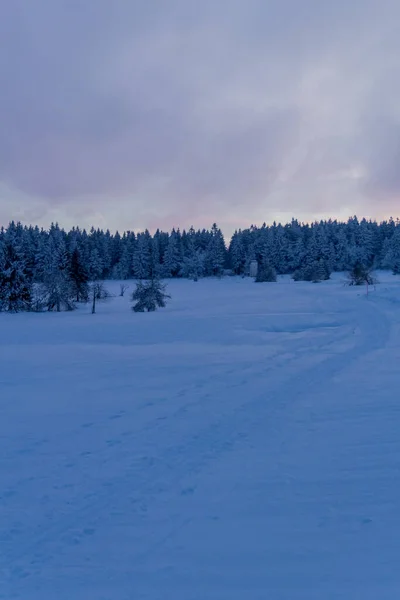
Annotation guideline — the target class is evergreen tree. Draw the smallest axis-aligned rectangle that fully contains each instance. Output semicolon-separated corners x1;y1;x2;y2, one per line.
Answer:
334;228;350;271
0;235;32;312
150;235;162;278
133;231;151;279
181;247;205;281
102;229;113;277
270;225;287;273
131;278;170;312
88;248;104;281
110;231;123;269
163;229;182;277
383;226;400;274
205;224;226;276
39;236;75;312
180;230;205;280
20;225;39;280
70;247;89;302
229;231;245;274
113;232;135;279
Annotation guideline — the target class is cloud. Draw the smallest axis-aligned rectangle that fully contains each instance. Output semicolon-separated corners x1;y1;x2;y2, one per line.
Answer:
1;0;400;235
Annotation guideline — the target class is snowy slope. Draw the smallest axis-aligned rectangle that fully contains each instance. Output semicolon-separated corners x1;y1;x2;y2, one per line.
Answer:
0;274;400;599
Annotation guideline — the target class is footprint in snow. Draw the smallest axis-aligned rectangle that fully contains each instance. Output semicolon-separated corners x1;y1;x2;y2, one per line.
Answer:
181;486;196;496
109;411;126;420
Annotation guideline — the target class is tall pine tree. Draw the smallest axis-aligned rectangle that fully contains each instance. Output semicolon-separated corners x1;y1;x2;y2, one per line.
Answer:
70;247;89;302
0;234;32;312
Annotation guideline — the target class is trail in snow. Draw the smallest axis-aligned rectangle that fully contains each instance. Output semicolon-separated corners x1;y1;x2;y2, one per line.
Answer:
0;274;399;599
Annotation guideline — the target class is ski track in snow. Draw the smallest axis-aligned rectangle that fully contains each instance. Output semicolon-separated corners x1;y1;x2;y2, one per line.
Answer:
0;274;399;599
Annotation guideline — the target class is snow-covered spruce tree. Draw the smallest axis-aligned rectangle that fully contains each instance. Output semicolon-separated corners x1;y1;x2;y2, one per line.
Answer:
270;224;287;273
131;278;170;312
38;236;75;311
112;231;136;279
180;234;205;281
133;231;152;279
181;248;205;281
70;247;89;302
229;231;245;275
88;227;110;279
102;229;113;278
163;229;183;277
334;227;350;271
205;224;226;277
0;235;32;312
382;226;400;274
88;247;104;281
20;224;40;281
150;235;162;279
110;230;123;270
260;227;279;270
255;261;277;282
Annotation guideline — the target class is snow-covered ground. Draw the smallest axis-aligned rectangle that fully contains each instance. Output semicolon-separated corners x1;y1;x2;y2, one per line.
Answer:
1;273;400;599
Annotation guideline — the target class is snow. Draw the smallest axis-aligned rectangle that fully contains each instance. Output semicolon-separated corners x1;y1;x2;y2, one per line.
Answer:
1;273;400;599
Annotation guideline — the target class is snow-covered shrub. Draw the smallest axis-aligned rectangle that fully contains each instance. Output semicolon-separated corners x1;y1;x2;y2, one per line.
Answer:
255;263;277;282
347;262;376;286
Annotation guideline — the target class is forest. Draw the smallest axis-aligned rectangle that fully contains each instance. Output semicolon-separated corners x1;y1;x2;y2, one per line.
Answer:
0;216;399;312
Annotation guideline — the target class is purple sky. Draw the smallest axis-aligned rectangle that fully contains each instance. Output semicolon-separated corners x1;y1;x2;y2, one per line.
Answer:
1;0;399;236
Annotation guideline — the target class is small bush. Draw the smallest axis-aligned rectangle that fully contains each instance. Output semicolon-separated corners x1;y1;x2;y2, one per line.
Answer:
255;263;277;282
347;262;376;286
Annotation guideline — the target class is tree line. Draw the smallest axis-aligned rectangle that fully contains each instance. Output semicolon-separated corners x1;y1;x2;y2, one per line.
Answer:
231;216;400;281
0;216;399;312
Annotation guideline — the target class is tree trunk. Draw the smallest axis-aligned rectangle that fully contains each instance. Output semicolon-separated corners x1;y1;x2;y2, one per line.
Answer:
92;290;96;314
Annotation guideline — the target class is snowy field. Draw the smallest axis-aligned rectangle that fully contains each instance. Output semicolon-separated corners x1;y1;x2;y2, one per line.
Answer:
1;273;400;600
